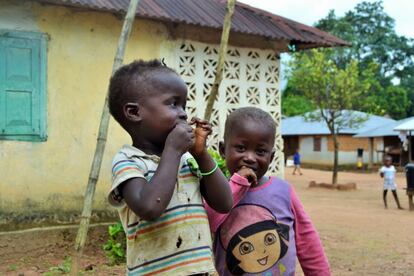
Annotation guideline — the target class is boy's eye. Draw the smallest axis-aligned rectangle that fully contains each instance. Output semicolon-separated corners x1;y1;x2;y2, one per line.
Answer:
256;149;267;156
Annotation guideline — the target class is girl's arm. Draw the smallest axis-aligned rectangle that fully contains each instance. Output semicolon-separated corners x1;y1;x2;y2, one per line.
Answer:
290;187;331;276
205;173;251;233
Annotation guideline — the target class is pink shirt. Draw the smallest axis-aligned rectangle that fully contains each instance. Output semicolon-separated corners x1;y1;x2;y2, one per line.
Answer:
205;174;331;275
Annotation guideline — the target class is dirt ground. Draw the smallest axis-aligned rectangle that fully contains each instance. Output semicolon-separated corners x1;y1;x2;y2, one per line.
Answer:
1;168;413;275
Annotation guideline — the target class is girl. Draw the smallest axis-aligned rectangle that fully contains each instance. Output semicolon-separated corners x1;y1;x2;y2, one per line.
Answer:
206;107;330;275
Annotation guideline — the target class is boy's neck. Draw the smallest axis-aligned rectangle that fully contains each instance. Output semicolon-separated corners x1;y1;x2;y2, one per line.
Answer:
132;139;164;156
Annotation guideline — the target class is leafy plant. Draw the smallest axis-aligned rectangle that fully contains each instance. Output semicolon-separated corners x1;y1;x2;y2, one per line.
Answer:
208;149;230;178
103;222;126;265
46;256;72;275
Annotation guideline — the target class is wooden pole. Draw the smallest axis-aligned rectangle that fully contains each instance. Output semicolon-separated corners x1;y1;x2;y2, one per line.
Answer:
204;0;236;121
72;0;140;269
368;137;374;170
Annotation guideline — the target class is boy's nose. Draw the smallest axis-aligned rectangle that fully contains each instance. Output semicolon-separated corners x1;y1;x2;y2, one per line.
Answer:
178;108;188;121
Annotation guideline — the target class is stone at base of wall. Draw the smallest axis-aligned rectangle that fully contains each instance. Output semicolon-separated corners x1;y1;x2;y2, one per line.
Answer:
0;210;118;232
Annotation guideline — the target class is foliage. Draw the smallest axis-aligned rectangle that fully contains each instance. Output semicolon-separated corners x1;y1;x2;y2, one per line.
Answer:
208;149;230;178
281;94;315;117
103;222;126;265
45;256;72;275
314;1;414;118
287;49;371;184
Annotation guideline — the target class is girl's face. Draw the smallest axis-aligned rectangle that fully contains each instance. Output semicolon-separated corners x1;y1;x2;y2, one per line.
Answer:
385;158;392;167
221;119;275;183
232;229;281;273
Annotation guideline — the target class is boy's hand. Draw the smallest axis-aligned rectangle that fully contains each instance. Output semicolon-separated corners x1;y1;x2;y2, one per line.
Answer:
189;117;212;157
165;122;195;155
237;166;257;186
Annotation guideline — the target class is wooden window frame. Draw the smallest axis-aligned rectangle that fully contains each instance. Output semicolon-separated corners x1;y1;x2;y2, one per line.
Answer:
313;136;322;152
0;30;47;142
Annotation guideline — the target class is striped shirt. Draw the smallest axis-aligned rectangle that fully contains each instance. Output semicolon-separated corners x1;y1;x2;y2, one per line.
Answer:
108;145;216;276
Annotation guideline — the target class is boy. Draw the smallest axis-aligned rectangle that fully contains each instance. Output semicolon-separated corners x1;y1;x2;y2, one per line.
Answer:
206;107;330;275
380;156;403;209
107;60;233;275
292;149;303;175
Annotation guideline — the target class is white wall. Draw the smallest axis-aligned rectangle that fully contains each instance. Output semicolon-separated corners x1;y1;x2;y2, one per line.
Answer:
299;136;384;165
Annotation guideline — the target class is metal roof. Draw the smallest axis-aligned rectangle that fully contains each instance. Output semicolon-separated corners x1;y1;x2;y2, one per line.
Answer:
354;117;414;137
282;111;395;136
37;0;349;50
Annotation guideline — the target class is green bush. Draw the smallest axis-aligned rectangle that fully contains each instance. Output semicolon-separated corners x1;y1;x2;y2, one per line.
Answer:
103;222;126;265
208;149;230;178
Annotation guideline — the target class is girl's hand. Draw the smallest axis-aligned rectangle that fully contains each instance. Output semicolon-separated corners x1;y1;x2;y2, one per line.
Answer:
189;117;212;157
237;166;257;186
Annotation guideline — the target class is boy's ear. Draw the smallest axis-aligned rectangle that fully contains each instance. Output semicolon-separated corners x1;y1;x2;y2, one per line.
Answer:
219;141;226;158
124;103;141;122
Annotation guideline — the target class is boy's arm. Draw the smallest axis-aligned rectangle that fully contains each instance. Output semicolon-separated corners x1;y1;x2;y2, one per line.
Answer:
120;123;194;221
190;118;232;213
195;151;233;213
290;186;331;276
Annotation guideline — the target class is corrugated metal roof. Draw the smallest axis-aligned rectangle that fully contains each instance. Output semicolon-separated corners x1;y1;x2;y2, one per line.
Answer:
37;0;349;50
354;117;414;137
282;111;395;136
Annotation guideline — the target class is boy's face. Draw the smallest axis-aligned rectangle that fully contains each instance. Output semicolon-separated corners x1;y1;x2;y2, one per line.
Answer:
221;119;275;181
137;72;188;146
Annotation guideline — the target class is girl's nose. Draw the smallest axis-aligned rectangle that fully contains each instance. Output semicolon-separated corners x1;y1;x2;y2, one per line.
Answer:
243;152;255;163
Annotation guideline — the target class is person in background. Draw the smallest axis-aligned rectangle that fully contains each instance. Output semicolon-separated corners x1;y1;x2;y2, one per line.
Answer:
292;149;303;175
380;156;403;210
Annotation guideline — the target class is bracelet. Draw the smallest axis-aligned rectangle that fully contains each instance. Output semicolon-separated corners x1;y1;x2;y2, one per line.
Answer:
200;160;219;176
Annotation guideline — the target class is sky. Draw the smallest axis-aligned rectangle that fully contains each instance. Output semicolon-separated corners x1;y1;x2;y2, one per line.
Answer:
238;0;414;88
238;0;414;38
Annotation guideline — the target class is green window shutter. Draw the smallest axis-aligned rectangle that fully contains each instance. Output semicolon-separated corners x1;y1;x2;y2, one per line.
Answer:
0;31;47;142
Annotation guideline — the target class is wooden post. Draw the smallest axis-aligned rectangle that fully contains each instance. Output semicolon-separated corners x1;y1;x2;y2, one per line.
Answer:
204;0;236;121
409;131;412;163
72;0;140;272
368;137;374;170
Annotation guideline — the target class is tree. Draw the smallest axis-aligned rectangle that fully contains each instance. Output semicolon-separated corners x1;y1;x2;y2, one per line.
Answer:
281;94;314;117
288;49;373;184
314;1;414;118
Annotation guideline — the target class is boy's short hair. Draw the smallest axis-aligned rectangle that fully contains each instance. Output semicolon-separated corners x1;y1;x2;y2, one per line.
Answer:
108;59;177;127
224;107;276;142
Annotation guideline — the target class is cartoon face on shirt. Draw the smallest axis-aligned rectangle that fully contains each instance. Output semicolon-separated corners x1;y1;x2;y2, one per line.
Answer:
219;204;290;275
232;228;282;273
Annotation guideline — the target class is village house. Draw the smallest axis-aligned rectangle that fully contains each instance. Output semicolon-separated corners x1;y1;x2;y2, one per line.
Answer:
282;111;395;167
354;117;414;166
0;0;347;229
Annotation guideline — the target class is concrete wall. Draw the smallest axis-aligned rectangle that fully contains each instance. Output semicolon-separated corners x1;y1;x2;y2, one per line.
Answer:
299;135;384;165
0;0;170;229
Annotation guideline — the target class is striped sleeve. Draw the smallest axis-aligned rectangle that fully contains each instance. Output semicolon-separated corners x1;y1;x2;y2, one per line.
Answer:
108;153;147;207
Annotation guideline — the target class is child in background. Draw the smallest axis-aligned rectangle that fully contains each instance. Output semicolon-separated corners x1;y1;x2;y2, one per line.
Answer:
292;149;303;175
380;156;403;209
206;107;330;276
107;60;233;275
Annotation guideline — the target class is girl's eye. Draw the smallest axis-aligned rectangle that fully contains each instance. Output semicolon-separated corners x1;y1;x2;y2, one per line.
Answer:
239;241;254;255
235;145;245;152
264;233;277;245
